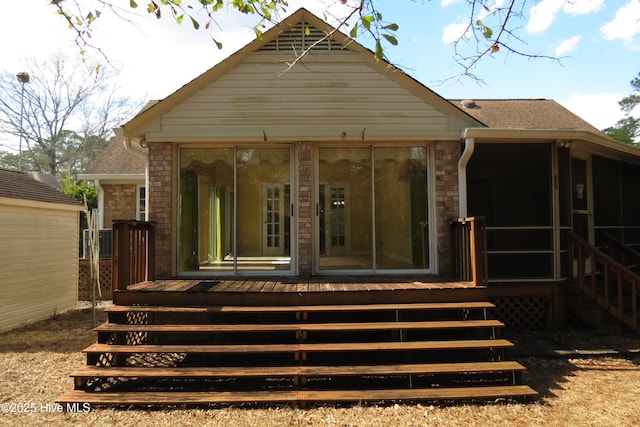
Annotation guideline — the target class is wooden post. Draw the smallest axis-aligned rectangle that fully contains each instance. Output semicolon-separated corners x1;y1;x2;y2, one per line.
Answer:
112;220;155;292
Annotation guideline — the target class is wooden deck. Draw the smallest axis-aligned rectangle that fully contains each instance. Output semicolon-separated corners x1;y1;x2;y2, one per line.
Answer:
58;275;541;407
116;277;485;306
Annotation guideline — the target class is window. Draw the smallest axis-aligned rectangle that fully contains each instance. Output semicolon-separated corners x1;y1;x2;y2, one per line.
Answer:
137;185;146;221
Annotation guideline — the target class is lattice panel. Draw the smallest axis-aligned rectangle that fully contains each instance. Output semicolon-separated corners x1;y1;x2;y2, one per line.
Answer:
126;311;149;345
490;296;548;330
78;260;112;300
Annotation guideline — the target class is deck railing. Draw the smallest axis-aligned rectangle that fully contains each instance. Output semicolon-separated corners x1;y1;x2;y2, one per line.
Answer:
599;231;640;276
568;232;640;332
112;220;155;292
450;217;488;286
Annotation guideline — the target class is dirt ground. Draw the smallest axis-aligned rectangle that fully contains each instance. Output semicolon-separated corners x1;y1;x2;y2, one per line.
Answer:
1;308;639;427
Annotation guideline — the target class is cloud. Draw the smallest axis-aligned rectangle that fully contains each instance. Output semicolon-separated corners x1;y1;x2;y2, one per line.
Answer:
528;0;605;34
441;0;458;6
561;92;624;130
554;35;581;56
601;1;640;44
442;22;470;44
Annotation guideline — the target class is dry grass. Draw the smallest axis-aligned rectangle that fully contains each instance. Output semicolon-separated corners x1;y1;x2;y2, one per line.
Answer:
1;309;640;426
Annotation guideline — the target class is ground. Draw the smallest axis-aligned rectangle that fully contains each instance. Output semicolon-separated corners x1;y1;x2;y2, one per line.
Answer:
0;308;639;426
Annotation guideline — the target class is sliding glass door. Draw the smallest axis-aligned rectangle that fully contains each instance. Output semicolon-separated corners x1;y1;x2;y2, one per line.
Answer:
317;146;431;273
179;146;292;275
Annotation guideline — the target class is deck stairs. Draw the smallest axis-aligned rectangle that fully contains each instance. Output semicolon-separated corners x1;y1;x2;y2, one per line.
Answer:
58;295;536;407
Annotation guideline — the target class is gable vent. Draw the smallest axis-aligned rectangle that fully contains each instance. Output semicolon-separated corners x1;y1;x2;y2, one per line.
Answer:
261;22;335;52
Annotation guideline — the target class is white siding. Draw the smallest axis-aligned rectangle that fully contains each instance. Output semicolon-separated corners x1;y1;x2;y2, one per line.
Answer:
0;202;79;332
146;51;471;142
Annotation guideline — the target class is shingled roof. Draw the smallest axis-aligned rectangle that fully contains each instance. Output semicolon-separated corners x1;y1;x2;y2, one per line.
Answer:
451;99;604;134
82;138;146;176
0;169;82;206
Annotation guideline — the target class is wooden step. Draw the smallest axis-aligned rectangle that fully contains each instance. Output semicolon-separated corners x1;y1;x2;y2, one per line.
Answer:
57;385;537;406
95;319;503;333
72;361;527;380
84;339;514;355
105;301;495;314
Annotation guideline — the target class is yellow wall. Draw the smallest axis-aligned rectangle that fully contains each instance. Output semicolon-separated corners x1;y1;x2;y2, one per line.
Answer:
0;200;79;332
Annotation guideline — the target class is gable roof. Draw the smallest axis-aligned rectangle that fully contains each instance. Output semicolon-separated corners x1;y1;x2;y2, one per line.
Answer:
452;99;604;134
81;138;146;177
0;168;82;207
119;8;482;140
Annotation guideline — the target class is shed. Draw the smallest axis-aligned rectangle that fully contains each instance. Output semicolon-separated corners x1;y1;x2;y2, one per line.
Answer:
0;168;84;332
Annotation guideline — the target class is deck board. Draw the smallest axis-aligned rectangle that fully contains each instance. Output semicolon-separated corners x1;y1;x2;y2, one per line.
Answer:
95;319;504;334
83;339;514;355
105;302;495;314
71;361;527;379
58;385;537;406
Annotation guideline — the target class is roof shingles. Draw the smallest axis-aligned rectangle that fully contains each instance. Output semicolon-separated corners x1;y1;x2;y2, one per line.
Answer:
0;169;82;206
82;138;147;175
451;99;604;134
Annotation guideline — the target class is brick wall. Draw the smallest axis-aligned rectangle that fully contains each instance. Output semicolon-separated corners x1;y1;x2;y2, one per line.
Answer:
433;140;460;276
103;184;137;226
147;140;460;279
148;142;173;279
297;142;313;277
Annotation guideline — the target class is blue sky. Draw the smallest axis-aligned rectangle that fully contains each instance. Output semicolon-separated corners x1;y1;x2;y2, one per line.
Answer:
2;0;640;131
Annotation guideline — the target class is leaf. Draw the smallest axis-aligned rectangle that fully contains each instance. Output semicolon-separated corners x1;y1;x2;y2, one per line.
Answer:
382;33;398;46
361;15;374;30
350;24;358;38
481;26;493;39
383;23;399;31
375;39;383;61
130;0;138;8
305;26;311;36
176;14;184;24
213;38;223;49
190;16;200;29
491;43;500;53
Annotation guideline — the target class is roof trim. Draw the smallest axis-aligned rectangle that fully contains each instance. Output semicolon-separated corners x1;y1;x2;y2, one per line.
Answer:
462;127;640;160
78;173;145;181
120;8;482;137
0;195;84;212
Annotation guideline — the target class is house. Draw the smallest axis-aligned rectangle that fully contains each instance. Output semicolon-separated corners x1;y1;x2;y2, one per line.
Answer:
60;8;640;406
102;8;639;317
79;137;147;229
0;168;83;332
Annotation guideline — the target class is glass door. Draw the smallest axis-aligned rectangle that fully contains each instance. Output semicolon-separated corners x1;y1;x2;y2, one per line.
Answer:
179;146;293;275
317;147;372;270
316;146;431;274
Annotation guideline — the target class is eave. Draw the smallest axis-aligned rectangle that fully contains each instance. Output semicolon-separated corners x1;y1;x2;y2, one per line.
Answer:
462;127;640;163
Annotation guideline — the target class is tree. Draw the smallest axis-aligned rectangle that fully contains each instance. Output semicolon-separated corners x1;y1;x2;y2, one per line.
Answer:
603;73;640;146
0;54;142;177
50;0;558;78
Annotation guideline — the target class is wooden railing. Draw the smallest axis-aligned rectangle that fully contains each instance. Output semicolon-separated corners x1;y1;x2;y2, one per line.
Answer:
450;217;488;286
599;231;640;276
568;232;640;332
112;220;155;292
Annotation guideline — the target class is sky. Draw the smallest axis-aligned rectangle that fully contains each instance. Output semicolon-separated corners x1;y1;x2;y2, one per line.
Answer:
2;0;640;136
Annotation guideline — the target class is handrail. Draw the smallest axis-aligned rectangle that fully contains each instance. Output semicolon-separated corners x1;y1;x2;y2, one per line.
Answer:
450;217;488;286
568;232;640;332
112;220;155;292
598;230;640;276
